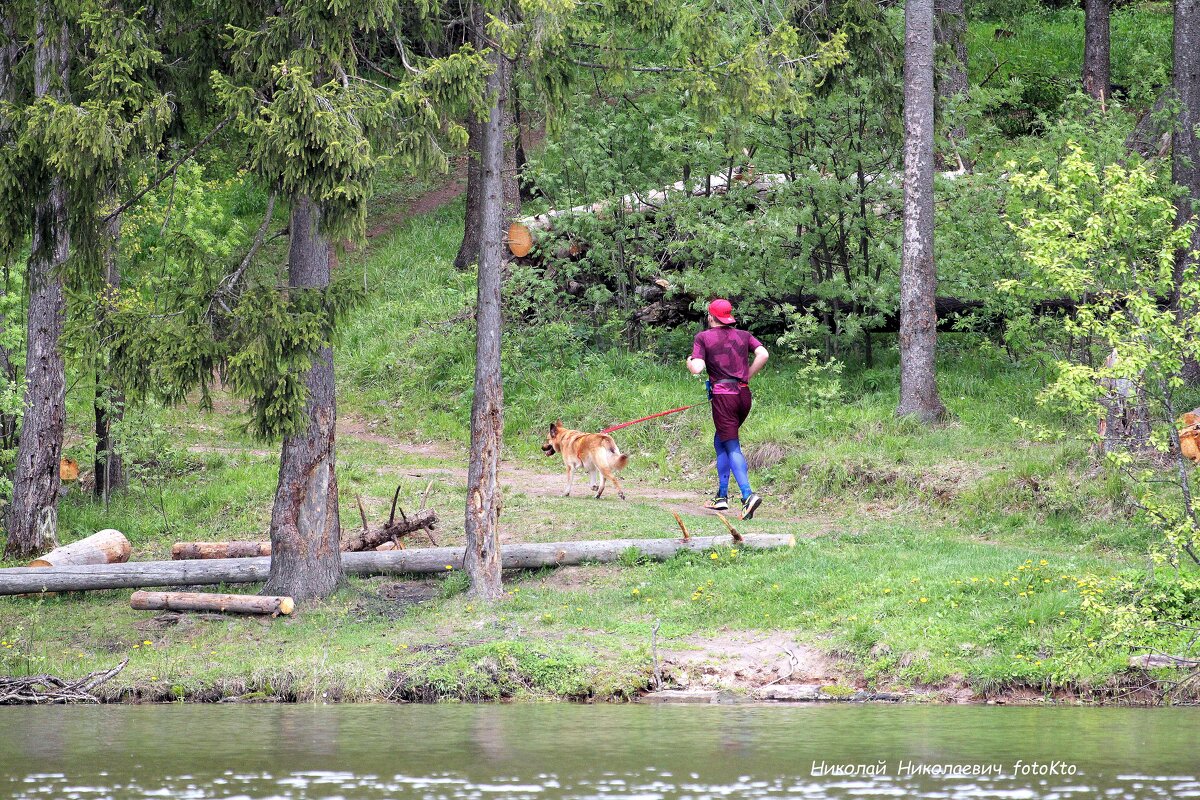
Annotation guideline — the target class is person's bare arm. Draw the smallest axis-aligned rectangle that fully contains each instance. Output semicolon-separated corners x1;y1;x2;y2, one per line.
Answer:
747;346;769;380
686;356;706;376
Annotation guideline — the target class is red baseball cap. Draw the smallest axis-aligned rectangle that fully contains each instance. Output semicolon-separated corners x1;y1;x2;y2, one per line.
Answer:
708;298;736;325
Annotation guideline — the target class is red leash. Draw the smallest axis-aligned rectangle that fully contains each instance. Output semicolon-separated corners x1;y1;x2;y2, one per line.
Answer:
601;401;707;434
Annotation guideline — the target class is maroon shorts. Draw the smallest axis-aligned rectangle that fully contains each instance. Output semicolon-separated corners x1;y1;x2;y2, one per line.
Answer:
712;386;752;442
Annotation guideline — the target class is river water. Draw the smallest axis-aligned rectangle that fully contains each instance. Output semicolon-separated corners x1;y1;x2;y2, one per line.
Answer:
1;704;1197;799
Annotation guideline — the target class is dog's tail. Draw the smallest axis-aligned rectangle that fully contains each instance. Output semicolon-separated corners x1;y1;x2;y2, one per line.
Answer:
604;440;630;471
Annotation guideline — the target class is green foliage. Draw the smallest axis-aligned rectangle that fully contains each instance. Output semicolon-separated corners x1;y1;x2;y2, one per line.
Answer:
1004;143;1200;574
0;0;172;267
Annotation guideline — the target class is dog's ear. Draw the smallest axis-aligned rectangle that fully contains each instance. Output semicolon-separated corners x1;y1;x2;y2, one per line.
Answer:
549;421;558;436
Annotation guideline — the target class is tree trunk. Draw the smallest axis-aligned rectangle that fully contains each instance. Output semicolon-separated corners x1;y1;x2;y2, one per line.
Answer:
455;115;485;269
456;4;519;270
500;57;521;227
898;0;946;423
513;81;535;202
1083;0;1111;103
0;534;797;595
94;207;126;501
464;23;506;602
1174;1;1200;314
263;195;343;601
0;17;15;454
455;2;488;271
934;0;969;162
6;11;70;559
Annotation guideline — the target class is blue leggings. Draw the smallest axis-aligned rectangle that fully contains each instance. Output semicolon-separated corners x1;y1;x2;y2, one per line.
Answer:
714;434;752;500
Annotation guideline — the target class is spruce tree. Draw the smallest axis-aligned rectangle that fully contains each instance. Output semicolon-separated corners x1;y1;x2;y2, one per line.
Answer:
0;1;169;556
210;0;484;600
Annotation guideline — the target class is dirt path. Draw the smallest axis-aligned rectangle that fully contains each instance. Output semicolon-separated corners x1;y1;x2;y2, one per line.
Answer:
365;155;469;238
185;414;812;525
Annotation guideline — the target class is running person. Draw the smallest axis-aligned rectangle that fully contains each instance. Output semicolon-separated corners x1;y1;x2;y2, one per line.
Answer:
686;299;768;520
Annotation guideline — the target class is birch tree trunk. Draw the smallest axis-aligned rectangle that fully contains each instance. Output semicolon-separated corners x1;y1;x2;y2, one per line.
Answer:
264;195;343;600
464;22;506;601
1083;0;1111;103
897;0;946;423
6;10;70;558
934;0;969;160
94;206;126;502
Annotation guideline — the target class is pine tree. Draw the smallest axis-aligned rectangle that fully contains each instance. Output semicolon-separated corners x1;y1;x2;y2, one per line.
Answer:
1;1;170;556
6;0;71;557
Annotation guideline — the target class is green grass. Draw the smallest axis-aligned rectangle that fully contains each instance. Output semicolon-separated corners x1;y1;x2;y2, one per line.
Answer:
969;6;1174;100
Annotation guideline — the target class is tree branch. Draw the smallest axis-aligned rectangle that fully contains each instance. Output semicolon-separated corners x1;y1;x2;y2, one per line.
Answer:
101;115;233;224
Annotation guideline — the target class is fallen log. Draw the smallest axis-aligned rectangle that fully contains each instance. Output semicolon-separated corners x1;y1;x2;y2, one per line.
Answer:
508;170;787;256
0;534;794;595
1129;653;1200;669
131;590;294;616
171;541;272;560
29;529;130;568
343;505;437;552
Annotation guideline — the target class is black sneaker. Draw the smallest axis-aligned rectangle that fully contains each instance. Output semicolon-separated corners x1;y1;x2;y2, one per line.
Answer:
704;496;730;511
740;493;762;520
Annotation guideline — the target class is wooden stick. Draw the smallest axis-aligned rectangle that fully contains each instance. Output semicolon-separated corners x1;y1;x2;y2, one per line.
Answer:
356;495;370;533
671;512;690;542
0;535;796;594
714;512;744;543
387;484;402;527
131;590;294;616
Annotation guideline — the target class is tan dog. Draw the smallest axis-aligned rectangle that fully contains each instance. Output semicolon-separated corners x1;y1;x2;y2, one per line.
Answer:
542;421;629;500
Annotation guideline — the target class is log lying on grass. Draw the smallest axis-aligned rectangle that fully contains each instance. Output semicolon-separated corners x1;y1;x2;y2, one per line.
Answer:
0;534;794;595
28;529;130;568
171;541;272;560
131;590;294;616
170;504;438;559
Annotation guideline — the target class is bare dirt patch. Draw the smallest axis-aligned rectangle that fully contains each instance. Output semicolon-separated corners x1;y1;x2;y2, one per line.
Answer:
661;630;845;690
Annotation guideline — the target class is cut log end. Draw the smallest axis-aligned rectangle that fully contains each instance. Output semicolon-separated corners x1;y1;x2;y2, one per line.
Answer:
278;596;295;615
507;222;533;257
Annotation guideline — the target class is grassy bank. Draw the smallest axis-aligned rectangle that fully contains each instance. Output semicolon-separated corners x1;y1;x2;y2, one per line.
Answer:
0;191;1192;705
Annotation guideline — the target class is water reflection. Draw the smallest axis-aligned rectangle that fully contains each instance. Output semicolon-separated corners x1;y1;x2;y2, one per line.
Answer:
2;704;1197;799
